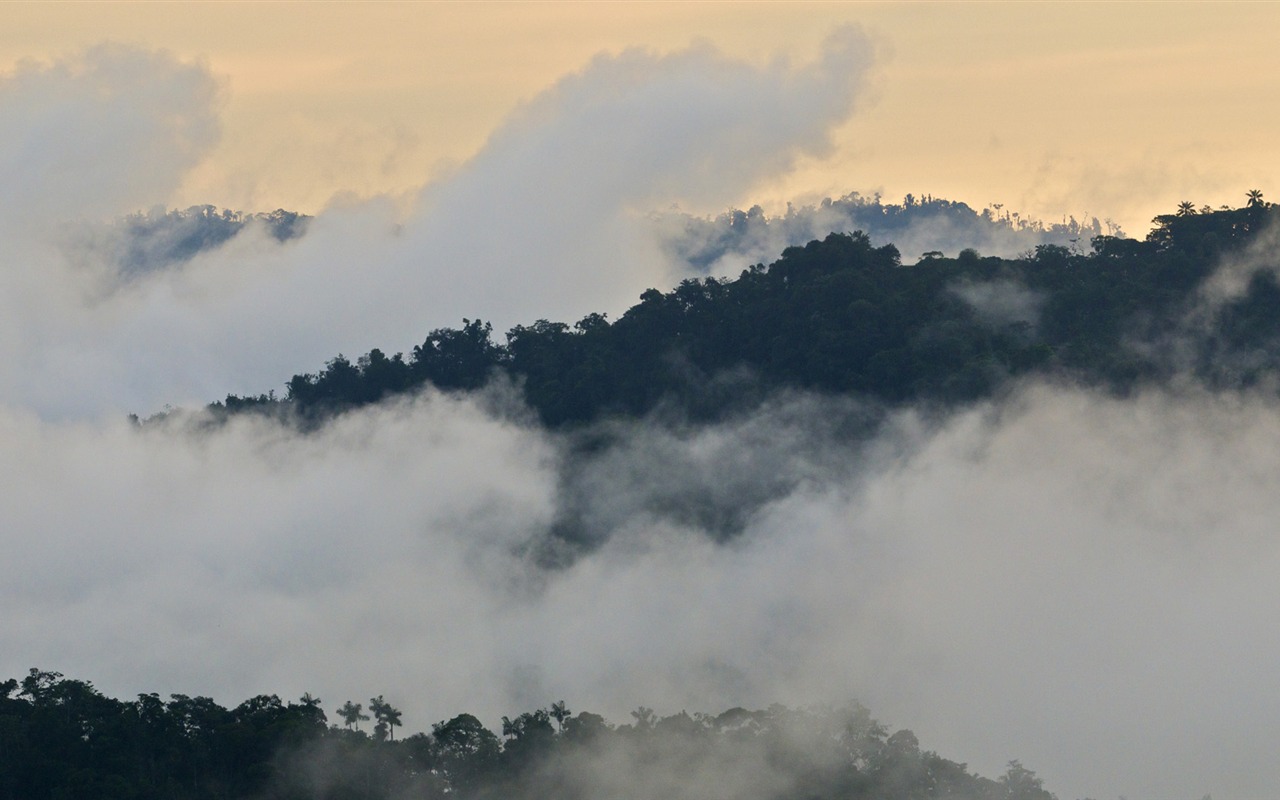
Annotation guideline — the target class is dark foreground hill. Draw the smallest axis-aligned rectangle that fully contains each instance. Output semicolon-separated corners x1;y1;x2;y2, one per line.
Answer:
1;669;1055;800
203;199;1280;430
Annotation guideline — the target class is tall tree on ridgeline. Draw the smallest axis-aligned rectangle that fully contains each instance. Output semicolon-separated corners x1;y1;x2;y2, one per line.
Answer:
369;695;403;741
339;700;369;731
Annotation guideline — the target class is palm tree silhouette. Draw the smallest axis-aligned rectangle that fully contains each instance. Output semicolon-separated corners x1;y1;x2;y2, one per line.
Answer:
369;695;403;740
338;700;369;731
550;700;571;731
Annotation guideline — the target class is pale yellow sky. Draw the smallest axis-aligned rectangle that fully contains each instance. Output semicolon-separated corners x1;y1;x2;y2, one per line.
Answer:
2;1;1276;235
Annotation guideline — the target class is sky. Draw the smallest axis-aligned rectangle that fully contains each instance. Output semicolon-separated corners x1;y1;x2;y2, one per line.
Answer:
1;2;1276;234
2;4;1280;800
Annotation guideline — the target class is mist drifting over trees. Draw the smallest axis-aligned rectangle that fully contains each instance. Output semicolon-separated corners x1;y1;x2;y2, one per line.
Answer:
652;191;1119;272
4;30;1280;800
1;669;1057;800
101;196;1276;800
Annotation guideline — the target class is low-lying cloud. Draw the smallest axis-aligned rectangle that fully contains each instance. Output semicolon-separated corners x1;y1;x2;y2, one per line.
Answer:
652;199;1106;275
0;30;876;420
0;44;221;234
1;29;1277;800
951;277;1042;328
4;381;1280;800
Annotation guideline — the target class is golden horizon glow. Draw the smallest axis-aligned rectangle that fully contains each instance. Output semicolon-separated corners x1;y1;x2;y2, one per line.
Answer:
1;1;1277;235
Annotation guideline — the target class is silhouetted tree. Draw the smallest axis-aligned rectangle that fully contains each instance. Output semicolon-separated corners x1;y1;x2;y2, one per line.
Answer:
339;700;369;731
549;700;571;731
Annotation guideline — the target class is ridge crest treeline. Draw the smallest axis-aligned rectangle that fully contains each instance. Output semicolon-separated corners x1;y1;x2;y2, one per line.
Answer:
197;199;1280;431
0;668;1057;800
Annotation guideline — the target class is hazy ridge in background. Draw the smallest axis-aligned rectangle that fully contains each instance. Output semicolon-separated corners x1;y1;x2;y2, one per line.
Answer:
2;33;1279;800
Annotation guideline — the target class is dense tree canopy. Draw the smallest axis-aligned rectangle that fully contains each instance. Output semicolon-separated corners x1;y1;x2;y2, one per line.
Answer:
111;200;1280;800
0;669;1056;800
655;191;1117;269
94;205;309;277
203;200;1280;430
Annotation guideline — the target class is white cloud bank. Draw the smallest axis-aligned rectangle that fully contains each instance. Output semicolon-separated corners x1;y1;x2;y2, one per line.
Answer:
1;30;1276;800
4;383;1280;800
0;29;875;419
0;45;221;232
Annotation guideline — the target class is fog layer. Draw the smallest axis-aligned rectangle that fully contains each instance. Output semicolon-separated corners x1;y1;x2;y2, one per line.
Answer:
0;34;1274;800
5;383;1279;800
0;31;874;419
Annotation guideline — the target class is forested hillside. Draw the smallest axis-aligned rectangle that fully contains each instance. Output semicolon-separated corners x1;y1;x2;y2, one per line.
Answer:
204;199;1280;429
76;205;308;276
0;669;1055;800
654;191;1117;270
